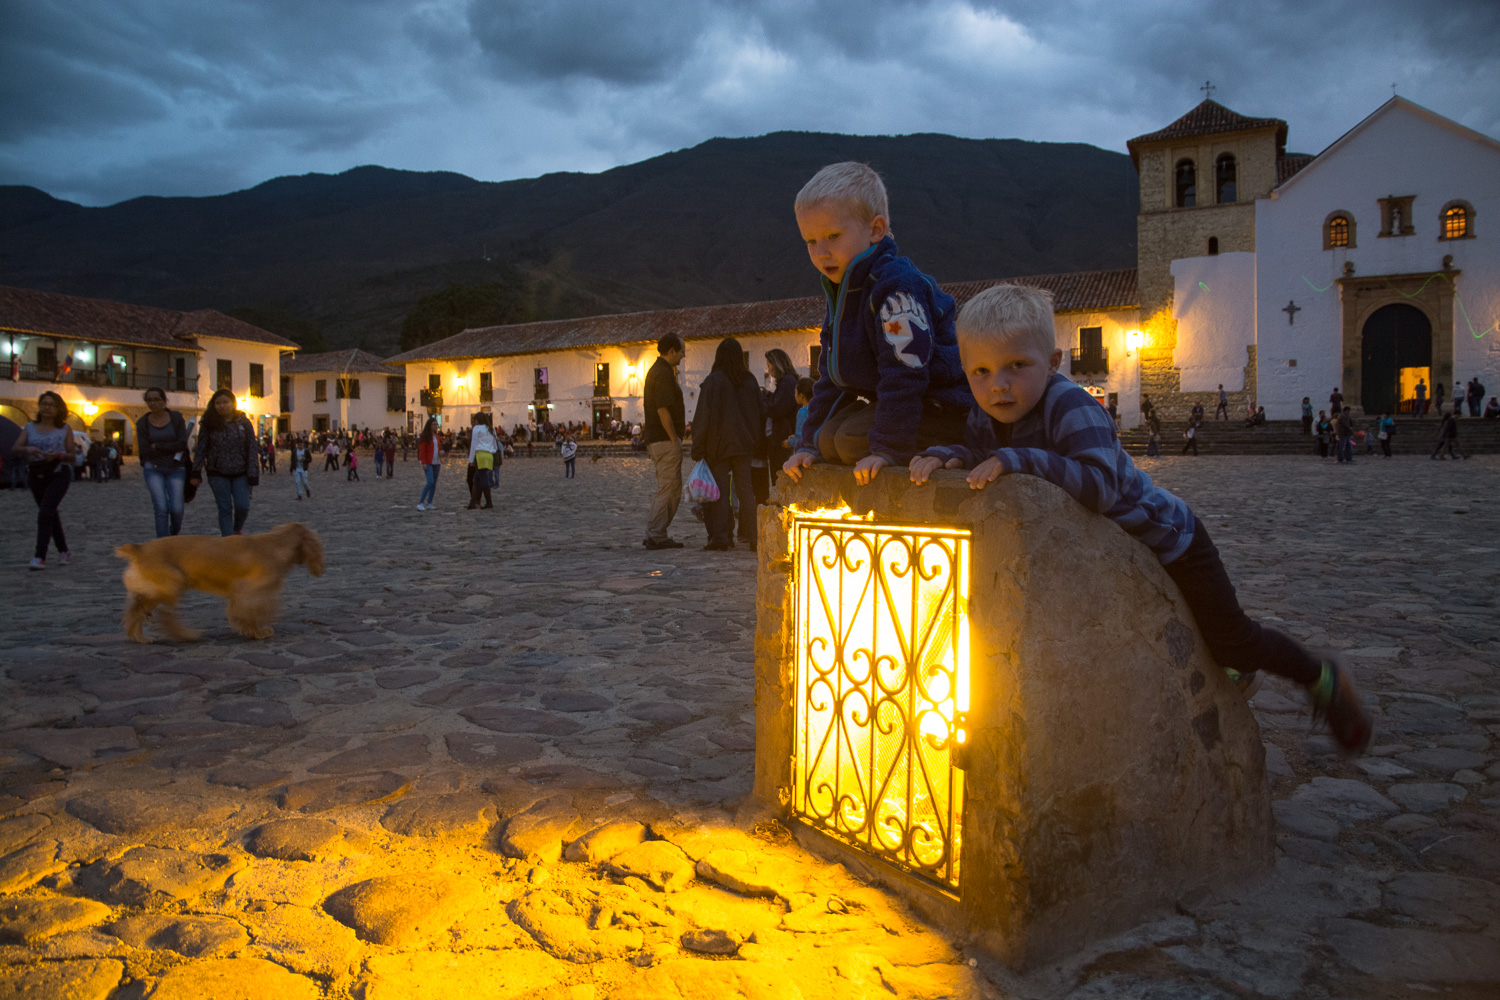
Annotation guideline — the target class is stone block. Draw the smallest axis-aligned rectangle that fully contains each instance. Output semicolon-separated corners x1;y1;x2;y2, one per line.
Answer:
755;468;1274;970
564;820;647;863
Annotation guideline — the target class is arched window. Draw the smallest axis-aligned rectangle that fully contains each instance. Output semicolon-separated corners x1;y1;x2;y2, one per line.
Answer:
1215;154;1237;204
1323;211;1356;250
1207;236;1219;255
1175;159;1196;208
1440;201;1474;240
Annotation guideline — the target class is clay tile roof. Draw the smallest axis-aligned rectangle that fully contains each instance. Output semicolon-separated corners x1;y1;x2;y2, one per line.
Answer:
174;309;300;349
386;268;1140;364
1127;99;1288;165
281;348;393;374
943;268;1139;314
0;283;203;352
384;295;827;364
1276;152;1315;186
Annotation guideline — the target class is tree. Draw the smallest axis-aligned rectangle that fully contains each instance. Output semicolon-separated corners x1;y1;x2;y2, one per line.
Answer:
398;278;534;352
226;305;328;353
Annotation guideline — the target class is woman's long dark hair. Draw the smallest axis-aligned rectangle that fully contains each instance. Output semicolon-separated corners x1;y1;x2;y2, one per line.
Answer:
34;390;68;427
201;388;239;432
765;348;795;381
420;417;438;444
711;337;749;383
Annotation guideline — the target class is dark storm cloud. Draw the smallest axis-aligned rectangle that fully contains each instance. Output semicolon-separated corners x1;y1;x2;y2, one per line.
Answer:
1;0;1496;206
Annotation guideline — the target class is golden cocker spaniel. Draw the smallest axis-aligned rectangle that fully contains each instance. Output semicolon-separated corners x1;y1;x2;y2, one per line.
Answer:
116;522;324;642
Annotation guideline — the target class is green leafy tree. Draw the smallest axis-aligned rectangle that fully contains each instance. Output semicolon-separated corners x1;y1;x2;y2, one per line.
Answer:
226;305;328;353
399;279;535;352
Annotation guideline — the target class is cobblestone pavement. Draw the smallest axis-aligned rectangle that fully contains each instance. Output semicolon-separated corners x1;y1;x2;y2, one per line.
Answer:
0;454;1496;999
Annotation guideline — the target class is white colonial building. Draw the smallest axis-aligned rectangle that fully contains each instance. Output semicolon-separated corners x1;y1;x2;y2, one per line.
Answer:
280;348;404;436
0;285;297;447
1135;96;1498;420
383;272;1142;434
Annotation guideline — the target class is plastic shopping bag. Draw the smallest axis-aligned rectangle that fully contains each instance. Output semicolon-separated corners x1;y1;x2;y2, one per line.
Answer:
686;459;720;502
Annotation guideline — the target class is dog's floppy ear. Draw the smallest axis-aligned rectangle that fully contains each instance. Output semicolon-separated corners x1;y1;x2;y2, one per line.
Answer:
114;543;141;561
297;524;326;577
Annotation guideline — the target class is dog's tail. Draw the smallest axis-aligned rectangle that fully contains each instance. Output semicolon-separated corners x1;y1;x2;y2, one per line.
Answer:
114;543;143;561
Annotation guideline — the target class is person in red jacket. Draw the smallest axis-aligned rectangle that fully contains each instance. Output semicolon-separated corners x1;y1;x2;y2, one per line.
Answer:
416;418;441;510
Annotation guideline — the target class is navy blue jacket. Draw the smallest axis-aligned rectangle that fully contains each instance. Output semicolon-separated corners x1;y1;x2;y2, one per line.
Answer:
795;236;972;464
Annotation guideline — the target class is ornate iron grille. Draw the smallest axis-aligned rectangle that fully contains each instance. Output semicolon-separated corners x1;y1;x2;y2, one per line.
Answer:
791;514;969;892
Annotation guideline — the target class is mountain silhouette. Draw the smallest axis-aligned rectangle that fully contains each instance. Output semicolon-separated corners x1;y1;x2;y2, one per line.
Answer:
0;132;1138;354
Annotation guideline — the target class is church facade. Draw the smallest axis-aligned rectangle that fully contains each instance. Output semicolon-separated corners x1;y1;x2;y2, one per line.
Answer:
1135;96;1498;421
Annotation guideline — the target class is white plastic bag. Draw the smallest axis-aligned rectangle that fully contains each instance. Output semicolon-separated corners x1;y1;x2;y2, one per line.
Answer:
686;459;720;502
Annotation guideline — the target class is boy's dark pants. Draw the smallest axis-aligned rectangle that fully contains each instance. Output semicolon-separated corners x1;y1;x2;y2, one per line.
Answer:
815;397;969;465
1164;517;1320;686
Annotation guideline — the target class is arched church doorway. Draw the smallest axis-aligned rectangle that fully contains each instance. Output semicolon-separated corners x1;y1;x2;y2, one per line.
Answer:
1361;303;1431;415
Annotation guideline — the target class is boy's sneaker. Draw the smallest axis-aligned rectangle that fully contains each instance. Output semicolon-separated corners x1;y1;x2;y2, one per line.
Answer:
1224;667;1262;700
1307;658;1373;755
28;557;44;571
416;503;427;511
59;552;71;566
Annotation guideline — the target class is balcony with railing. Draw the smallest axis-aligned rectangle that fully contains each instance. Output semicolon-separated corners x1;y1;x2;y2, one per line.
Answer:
1069;347;1109;376
419;388;443;410
11;363;197;393
533;382;549;401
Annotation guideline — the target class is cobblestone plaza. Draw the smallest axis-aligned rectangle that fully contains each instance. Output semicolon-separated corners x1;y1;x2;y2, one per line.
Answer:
1;453;1497;998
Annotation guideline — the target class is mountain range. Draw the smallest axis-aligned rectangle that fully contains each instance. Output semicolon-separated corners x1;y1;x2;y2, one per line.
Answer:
0;131;1139;355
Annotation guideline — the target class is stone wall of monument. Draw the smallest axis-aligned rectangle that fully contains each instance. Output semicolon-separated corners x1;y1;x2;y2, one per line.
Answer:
1142;345;1258;423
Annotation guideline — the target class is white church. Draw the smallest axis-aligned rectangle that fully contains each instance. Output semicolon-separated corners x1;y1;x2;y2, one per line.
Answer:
1142;95;1499;421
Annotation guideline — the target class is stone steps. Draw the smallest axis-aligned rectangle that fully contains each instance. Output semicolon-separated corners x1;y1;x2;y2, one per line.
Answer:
1121;418;1500;456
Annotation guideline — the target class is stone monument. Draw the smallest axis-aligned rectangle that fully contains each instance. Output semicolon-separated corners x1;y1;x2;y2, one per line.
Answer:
753;467;1273;970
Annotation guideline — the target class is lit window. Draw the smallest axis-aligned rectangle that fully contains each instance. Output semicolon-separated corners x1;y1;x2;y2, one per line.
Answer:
1442;204;1470;240
1175;159;1196;208
1323;212;1356;250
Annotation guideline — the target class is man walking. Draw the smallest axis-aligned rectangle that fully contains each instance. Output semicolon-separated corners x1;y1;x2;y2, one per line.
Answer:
643;333;687;550
1214;384;1228;420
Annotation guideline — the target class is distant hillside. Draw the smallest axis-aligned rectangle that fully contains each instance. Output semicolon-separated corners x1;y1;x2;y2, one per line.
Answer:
0;132;1138;355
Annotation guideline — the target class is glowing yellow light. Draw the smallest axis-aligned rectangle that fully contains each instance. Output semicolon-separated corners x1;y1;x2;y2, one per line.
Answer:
237;396;251;410
78;401;99;417
1127;329;1144;350
790;506;969;890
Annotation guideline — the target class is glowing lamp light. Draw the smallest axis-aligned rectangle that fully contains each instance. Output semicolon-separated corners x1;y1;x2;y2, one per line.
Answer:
788;505;969;891
237;395;251;410
75;349;92;363
79;401;99;417
1126;330;1144;352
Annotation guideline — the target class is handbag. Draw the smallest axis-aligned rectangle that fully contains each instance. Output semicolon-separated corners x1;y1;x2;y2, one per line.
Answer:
1377;430;1388;441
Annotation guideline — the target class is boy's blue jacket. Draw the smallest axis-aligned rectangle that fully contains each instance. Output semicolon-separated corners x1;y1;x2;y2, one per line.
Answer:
795;235;972;464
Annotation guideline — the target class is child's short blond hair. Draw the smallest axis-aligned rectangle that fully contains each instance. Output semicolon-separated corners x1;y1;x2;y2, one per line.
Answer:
956;284;1057;356
795;162;889;225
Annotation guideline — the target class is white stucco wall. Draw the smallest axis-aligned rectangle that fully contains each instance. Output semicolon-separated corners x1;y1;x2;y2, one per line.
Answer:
285;371;402;435
196;335;291;433
1056;308;1145;428
1171;252;1255;392
399;331;824;434
1255;102;1500;418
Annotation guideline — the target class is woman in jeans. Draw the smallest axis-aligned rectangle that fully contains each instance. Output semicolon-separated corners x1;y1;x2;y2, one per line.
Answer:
135;387;191;537
11;391;76;570
191;389;259;536
416;418;441;510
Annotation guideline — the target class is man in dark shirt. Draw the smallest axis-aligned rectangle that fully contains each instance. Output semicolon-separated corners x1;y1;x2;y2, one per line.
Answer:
643;333;687;549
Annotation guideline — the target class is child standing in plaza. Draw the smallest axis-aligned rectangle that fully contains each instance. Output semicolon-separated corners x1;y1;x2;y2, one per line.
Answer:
346;448;359;481
560;433;578;479
909;284;1372;754
781;162;973;487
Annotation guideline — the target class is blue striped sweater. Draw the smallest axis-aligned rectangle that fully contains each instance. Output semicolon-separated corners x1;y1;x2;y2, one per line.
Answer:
923;373;1196;563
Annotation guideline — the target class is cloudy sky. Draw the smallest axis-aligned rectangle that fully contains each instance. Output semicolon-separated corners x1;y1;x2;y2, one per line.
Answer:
3;0;1497;207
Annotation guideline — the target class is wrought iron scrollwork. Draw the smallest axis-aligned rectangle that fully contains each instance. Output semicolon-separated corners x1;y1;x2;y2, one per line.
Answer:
791;516;969;891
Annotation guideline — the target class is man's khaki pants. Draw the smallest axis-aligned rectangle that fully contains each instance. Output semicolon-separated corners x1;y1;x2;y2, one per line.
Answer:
646;440;683;543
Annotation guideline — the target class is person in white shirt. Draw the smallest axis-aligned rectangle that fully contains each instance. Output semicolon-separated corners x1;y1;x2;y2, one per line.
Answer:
466;416;499;509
